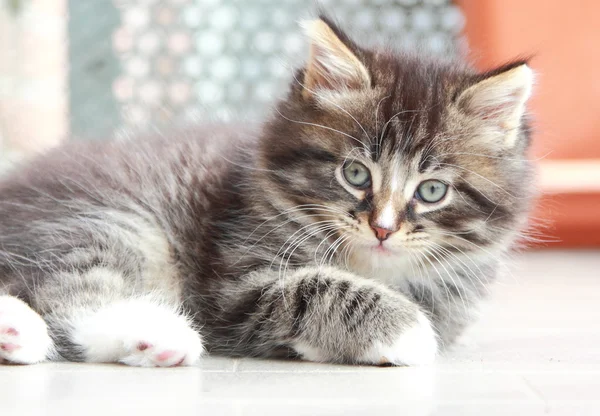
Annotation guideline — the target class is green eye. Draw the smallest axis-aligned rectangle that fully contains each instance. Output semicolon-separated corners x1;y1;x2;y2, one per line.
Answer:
342;161;371;189
416;180;448;203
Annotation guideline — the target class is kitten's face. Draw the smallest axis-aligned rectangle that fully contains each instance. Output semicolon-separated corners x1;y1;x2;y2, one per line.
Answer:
260;18;534;266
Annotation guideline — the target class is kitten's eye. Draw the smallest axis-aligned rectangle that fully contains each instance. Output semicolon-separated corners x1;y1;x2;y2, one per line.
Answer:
342;161;371;189
416;180;448;203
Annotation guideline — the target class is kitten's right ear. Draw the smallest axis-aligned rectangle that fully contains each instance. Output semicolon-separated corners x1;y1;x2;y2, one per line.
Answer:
300;17;371;99
457;63;534;147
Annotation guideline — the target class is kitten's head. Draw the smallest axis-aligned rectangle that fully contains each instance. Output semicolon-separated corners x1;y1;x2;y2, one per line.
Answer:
258;16;535;266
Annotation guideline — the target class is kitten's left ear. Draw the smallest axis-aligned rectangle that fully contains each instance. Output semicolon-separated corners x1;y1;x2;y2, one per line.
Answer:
457;63;534;147
300;17;371;99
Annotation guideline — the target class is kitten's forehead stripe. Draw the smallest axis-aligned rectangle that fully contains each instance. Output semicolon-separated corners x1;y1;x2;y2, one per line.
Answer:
376;203;397;230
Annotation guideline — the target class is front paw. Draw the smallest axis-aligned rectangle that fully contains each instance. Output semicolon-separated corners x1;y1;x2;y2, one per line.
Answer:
72;298;204;367
0;296;52;364
359;311;438;366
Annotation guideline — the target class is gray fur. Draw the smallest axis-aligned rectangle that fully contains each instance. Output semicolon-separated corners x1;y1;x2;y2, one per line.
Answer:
0;18;535;364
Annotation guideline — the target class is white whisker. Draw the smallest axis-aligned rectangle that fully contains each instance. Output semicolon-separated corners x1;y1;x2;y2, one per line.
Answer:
275;108;366;149
290;72;372;143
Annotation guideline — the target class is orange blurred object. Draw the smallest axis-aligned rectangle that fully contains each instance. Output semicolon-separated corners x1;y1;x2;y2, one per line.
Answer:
457;0;600;247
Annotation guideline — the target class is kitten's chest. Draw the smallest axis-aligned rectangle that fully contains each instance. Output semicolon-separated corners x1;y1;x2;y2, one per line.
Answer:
343;249;417;289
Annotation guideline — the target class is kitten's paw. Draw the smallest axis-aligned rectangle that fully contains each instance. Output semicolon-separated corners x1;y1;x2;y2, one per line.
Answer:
0;296;52;364
359;311;438;366
118;324;204;368
73;298;204;367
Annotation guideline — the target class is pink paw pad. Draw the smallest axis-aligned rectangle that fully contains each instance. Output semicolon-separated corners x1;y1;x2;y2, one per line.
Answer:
0;327;19;336
155;350;176;362
136;342;152;351
155;350;186;366
0;343;19;352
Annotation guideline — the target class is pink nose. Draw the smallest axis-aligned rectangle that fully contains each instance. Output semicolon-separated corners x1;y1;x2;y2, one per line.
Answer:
370;225;394;241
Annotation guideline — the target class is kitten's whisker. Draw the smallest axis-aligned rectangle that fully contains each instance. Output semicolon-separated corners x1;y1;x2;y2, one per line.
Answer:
419;133;450;164
325;236;347;268
439;162;525;200
275;222;341;311
434;230;516;282
276;221;340;270
482;201;502;225
409;250;435;312
434;230;500;259
239;204;347;255
420;247;453;303
422;244;469;314
340;237;353;271
450;184;487;214
316;230;345;269
374;95;391;154
433;150;553;164
278;224;341;296
430;240;486;279
417;251;437;312
338;148;367;179
405;112;420;148
272;220;340;269
287;203;351;217
234;213;335;264
428;242;484;294
313;224;345;265
378;109;424;151
320;232;351;269
404;250;426;305
455;174;502;205
428;241;490;296
275;108;366;149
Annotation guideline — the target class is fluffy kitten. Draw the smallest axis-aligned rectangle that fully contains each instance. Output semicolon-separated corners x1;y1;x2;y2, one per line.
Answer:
0;17;534;367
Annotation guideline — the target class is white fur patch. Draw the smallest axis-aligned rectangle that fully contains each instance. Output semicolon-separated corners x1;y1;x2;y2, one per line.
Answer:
391;171;399;193
377;202;397;230
292;341;328;363
71;298;204;367
359;311;438;366
0;295;53;364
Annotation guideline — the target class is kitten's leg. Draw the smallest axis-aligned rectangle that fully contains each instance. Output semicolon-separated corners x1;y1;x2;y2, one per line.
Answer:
37;268;204;367
66;297;204;367
0;295;53;364
403;260;497;349
213;266;437;366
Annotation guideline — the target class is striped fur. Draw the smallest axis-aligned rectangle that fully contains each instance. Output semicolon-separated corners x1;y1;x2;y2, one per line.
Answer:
0;17;534;366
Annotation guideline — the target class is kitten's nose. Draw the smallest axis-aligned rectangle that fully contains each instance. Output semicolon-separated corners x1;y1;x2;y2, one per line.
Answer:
370;224;395;242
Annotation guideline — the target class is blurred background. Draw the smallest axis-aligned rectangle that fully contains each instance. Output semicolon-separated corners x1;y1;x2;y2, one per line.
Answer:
0;0;598;247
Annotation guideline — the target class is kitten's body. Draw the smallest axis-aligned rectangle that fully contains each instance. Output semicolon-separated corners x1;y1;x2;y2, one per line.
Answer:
0;18;534;366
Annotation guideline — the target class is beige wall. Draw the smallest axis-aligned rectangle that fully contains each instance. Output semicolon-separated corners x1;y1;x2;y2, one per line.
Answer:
457;0;600;247
0;0;68;167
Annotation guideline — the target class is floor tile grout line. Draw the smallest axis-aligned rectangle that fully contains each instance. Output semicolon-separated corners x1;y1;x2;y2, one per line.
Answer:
521;374;548;407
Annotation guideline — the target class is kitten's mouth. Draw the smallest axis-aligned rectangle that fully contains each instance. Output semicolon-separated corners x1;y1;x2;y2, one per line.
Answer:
372;242;393;255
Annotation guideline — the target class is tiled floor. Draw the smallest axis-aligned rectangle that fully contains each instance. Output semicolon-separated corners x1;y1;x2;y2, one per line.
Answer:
1;250;599;415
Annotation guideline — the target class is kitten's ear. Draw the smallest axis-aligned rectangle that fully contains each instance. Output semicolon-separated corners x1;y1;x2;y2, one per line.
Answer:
457;63;534;147
300;17;371;98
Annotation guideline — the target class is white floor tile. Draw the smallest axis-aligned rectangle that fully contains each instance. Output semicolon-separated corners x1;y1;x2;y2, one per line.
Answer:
0;250;598;415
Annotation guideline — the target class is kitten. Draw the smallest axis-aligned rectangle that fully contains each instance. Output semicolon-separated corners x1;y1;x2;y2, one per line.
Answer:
0;16;535;367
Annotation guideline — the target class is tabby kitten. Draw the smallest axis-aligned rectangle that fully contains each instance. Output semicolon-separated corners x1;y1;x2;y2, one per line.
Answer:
0;16;534;367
